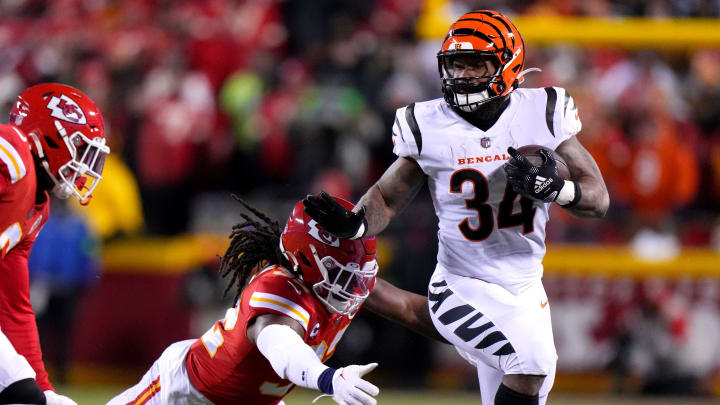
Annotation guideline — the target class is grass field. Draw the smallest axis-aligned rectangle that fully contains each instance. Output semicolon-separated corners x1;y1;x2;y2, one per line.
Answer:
62;385;719;405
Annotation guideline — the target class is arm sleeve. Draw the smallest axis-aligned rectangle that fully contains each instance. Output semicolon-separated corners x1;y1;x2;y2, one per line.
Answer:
0;242;52;391
256;324;329;391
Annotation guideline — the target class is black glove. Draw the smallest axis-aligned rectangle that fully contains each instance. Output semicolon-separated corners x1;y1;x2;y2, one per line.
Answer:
302;191;367;239
504;147;565;203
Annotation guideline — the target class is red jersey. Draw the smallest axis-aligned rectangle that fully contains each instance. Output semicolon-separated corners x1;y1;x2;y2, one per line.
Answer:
186;265;355;405
0;124;51;390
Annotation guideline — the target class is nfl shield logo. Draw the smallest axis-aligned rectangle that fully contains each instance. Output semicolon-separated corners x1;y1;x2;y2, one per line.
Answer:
480;137;491;148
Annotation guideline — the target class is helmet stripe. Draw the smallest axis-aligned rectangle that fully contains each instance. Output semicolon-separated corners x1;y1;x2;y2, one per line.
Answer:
448;28;498;51
455;18;507;50
476;11;517;48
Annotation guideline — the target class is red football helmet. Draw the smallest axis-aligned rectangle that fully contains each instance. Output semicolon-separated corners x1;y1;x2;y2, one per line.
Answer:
438;10;534;112
9;83;109;204
280;197;378;316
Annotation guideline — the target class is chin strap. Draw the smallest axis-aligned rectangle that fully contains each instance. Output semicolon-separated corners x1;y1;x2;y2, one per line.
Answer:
28;132;45;159
79;194;92;206
42;161;68;197
31;132;67;199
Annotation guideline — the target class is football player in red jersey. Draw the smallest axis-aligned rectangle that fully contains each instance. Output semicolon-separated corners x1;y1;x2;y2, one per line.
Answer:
109;195;443;405
0;83;109;405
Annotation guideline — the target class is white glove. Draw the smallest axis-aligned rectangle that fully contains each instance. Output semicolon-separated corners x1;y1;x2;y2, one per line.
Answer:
330;363;379;405
44;390;79;405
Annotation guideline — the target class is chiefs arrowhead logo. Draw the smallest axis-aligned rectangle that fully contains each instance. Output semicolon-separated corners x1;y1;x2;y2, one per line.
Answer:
46;95;87;125
307;219;340;247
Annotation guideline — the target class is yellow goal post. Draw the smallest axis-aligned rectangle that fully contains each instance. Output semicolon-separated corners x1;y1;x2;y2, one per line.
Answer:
415;2;720;50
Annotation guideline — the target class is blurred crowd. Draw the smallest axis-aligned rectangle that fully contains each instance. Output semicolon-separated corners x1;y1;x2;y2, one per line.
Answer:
547;274;720;396
1;0;719;243
3;0;720;395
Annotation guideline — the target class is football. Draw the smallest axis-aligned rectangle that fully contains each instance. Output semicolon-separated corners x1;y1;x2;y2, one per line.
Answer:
513;145;571;180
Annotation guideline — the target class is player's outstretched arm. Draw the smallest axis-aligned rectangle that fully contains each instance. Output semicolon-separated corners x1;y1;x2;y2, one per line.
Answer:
357;156;426;237
303;156;425;239
364;278;448;344
555;137;609;218
248;314;380;405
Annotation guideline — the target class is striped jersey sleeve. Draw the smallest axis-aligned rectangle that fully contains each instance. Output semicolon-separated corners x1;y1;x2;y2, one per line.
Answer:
545;86;582;143
391;104;422;159
0;130;28;188
249;291;311;331
245;267;313;332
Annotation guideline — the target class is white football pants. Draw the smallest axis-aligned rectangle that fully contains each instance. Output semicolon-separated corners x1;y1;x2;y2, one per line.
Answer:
106;340;210;405
428;264;557;404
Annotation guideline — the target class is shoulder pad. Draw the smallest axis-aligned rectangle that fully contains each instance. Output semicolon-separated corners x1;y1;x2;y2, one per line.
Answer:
246;266;312;331
0;126;29;185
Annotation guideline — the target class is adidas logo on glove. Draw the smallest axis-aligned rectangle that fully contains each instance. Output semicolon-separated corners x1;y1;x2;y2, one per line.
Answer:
534;176;553;193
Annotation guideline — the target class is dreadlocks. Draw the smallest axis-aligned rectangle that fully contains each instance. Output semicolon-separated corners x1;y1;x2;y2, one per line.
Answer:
220;194;292;303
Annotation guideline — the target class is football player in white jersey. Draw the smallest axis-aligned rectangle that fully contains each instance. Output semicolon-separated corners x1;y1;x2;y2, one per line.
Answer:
303;9;609;405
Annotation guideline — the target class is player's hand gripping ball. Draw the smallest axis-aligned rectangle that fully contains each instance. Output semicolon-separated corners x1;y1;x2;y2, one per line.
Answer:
504;145;570;203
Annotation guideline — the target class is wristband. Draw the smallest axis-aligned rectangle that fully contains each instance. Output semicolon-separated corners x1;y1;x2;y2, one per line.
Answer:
317;367;336;395
558;181;582;208
555;181;575;206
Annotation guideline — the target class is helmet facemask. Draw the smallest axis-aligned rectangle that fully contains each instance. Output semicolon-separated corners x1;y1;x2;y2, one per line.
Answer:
36;120;109;204
308;244;377;316
439;51;504;112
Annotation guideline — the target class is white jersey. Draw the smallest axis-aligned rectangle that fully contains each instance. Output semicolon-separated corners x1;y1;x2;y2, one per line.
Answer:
392;87;581;293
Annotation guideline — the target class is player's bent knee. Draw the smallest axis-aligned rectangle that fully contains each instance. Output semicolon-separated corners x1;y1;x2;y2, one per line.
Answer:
502;374;545;396
494;382;539;405
0;378;46;405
